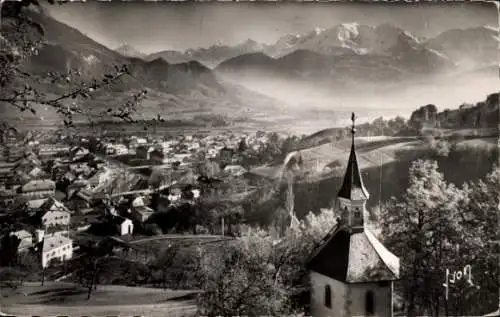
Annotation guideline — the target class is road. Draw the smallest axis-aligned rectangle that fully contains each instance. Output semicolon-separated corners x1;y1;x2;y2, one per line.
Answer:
129;234;234;245
2;301;197;317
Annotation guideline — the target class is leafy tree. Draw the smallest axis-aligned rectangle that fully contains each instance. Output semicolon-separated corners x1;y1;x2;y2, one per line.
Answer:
453;166;500;315
0;234;20;267
378;160;474;316
198;228;290;316
72;243;113;299
149;244;180;289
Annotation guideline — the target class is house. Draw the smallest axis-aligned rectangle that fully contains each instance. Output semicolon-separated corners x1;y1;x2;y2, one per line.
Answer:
37;198;71;228
129;137;148;149
41;233;73;268
130;205;154;223
18;179;55;199
131;196;147;208
69;146;89;160
87;167;113;191
109;216;134;236
306;115;400;317
191;188;201;199
113;144;129;155
10;229;33;253
223;165;247;177
206;148;218;159
136;145;155;160
12;152;42;169
66;180;88;199
38;144;70;157
168;185;183;202
26;198;49;211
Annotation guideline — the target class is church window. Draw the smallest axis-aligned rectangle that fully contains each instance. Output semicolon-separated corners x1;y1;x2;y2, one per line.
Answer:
354;208;361;219
324;285;332;308
365;290;375;315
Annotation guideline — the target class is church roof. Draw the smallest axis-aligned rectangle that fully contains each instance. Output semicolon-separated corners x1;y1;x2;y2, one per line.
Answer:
306;226;400;283
337;142;369;201
337;114;369;201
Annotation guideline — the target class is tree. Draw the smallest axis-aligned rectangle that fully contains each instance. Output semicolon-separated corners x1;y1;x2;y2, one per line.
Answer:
0;234;20;267
378;160;471;316
73;243;113;299
149;243;180;289
197;228;290;317
453;166;500;315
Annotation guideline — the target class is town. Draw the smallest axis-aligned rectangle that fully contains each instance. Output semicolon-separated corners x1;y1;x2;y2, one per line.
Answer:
0;128;278;265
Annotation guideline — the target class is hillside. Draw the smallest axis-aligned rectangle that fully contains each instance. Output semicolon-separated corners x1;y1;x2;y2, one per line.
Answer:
145;51;191;64
410;92;500;130
115;44;147;59
425;26;498;68
248;134;497;227
0;5;302;131
299;92;499;149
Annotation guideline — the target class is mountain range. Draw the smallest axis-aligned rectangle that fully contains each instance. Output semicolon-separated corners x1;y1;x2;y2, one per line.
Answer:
1;3;498;134
118;22;498;73
2;6;297;129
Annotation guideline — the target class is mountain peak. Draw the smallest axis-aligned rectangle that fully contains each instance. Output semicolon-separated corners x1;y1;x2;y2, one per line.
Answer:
115;43;145;58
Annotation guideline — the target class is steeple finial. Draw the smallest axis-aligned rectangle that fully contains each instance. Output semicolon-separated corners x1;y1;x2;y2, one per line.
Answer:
351;112;357;145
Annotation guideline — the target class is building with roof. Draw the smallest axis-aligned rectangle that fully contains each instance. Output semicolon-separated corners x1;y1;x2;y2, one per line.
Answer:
41;233;73;268
10;229;33;253
108;216;134;236
130;205;154;223
223;164;247;177
18;179;55;199
306;113;400;317
36;198;71;228
69;146;89;161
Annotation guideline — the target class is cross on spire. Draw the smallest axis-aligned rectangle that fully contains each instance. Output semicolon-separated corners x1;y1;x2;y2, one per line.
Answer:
351;112;357;143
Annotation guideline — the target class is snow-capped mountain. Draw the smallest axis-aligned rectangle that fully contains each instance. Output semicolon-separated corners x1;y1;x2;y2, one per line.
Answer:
115;43;146;59
424;26;499;68
181;39;265;67
268;23;427;58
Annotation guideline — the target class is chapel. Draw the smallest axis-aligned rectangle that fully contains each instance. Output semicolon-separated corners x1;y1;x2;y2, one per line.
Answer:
307;113;400;317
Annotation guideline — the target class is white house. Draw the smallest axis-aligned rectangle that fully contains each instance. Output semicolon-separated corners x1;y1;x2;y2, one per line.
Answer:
10;230;33;252
131;196;146;208
207;148;218;159
41;234;73;268
129;137;148;149
113;144;129;155
191;189;201;199
306;117;399;317
223;165;247;177
37;198;71;228
110;216;134;236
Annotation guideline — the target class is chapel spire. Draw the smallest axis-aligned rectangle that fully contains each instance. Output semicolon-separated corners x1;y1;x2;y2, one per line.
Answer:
337;112;369;201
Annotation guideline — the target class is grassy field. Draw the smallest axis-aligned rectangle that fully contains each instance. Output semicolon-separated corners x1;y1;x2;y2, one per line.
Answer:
250;134;497;182
1;282;198;316
251;136;422;181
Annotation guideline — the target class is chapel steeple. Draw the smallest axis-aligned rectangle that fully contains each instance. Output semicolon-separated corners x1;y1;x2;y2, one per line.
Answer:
306;113;400;317
336;113;369;231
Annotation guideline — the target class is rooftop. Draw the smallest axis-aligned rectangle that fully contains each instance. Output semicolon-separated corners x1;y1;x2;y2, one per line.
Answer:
42;235;72;254
307;226;400;283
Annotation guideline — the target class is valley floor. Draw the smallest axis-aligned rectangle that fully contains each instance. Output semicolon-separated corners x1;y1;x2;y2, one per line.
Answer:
0;282;198;317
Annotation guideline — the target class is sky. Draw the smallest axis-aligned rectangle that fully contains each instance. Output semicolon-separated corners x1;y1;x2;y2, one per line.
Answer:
47;1;498;54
